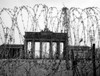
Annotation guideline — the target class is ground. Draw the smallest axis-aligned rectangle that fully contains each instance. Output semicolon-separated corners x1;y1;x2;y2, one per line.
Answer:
0;59;100;76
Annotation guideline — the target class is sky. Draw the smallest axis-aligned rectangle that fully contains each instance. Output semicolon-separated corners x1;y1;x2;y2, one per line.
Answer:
0;0;100;9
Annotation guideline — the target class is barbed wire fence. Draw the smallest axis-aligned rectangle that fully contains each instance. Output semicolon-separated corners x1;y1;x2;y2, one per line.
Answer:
0;4;100;47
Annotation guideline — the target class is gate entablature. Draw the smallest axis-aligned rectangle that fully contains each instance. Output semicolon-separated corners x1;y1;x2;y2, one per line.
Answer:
24;31;67;42
24;28;68;59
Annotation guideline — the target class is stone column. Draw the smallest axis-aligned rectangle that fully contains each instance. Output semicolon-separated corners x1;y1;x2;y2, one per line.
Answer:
49;41;53;59
56;42;60;59
65;39;68;60
24;40;28;58
63;42;66;59
31;40;35;58
40;41;42;59
63;37;68;59
20;47;23;59
64;38;70;70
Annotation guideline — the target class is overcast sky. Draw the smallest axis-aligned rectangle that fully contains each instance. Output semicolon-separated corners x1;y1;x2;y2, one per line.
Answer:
0;0;100;9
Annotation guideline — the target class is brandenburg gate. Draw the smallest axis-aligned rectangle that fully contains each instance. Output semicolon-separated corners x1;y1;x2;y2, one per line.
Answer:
23;27;68;59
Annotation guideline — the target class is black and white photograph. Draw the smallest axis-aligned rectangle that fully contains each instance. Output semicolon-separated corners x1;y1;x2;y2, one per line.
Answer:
0;0;100;76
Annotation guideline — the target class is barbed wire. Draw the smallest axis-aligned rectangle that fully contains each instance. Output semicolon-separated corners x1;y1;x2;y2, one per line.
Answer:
0;4;100;48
